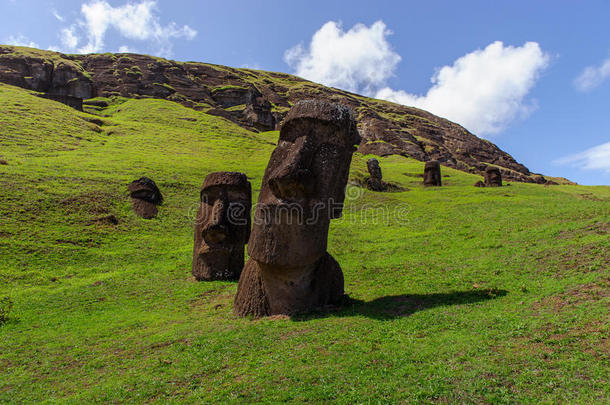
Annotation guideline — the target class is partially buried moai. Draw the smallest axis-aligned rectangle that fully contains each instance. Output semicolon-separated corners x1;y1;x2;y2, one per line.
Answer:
128;177;163;219
366;158;385;191
192;172;251;281
423;160;442;186
484;166;502;187
234;100;361;317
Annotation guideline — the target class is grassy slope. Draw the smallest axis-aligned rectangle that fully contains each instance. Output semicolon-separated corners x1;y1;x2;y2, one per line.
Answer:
0;83;608;403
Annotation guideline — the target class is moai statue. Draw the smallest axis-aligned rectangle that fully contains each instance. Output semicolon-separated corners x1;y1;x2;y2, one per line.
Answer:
366;158;386;191
128;177;163;219
423;160;442;186
192;172;251;281
484;166;503;187
234;100;361;317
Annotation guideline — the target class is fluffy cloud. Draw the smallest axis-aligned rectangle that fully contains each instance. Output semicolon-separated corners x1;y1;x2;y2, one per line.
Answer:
376;41;550;135
54;0;196;57
285;21;549;136
60;28;78;49
284;21;401;94
555;142;610;173
574;57;610;92
4;34;39;48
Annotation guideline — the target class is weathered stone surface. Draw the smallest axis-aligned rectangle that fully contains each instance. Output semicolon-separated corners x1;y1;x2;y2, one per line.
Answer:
365;158;387;191
484;166;503;187
474;180;486;187
0;46;553;183
234;100;360;317
128;177;163;219
423;160;442;187
192;172;251;281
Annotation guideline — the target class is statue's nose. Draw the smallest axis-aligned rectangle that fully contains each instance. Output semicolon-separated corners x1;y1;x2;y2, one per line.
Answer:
202;199;229;244
269;168;314;200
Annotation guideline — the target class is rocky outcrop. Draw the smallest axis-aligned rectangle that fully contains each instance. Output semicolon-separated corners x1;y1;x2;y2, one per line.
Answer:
0;46;546;182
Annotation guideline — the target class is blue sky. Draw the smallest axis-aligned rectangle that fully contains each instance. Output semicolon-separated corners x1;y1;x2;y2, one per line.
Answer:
2;0;609;185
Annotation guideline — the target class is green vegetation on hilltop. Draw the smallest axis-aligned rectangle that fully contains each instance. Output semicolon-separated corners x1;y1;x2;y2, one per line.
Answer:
0;83;608;403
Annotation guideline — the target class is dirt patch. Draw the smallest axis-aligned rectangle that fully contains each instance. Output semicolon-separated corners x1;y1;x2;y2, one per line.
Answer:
59;191;116;216
188;285;231;307
532;279;610;313
87;214;119;226
535;242;610;275
559;221;610;239
577;193;609;202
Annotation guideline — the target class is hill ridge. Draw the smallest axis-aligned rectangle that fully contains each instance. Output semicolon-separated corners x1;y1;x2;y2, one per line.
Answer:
0;45;547;183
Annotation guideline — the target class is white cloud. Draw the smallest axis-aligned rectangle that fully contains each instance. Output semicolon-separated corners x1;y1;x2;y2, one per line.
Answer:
52;9;65;22
376;41;550;135
53;0;196;57
284;21;401;94
118;45;136;53
574;57;610;92
60;27;78;49
285;22;549;136
4;34;39;48
555;142;610;173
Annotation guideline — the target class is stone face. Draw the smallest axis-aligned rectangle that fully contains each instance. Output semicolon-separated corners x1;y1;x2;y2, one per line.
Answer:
366;158;386;191
423;160;442;186
234;100;360;317
367;158;382;179
128;177;163;219
192;172;251;281
484;166;503;187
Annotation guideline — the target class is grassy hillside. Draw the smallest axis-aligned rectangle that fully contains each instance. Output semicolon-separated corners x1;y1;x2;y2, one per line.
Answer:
0;83;608;403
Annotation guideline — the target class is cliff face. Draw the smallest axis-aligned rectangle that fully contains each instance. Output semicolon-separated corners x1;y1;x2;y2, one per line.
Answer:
0;45;544;183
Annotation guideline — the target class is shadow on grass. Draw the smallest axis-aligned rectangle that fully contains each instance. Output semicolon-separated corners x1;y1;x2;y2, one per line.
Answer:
292;289;508;321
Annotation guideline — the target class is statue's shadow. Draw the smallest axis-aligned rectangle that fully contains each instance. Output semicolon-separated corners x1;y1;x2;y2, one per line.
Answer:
292;289;508;321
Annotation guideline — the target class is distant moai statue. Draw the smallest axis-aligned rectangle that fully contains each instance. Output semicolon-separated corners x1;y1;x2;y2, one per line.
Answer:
192;172;251;281
234;100;360;317
128;177;163;219
484;166;503;187
366;158;386;191
423;160;442;186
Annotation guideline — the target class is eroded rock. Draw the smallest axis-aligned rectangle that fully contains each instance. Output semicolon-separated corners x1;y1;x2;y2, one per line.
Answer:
234;100;360;317
192;172;251;281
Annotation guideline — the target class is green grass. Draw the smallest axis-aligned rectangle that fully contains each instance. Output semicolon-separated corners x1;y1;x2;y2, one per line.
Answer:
0;83;608;403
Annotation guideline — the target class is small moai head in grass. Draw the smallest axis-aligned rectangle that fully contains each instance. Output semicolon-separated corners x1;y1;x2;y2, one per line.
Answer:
192;172;251;281
234;100;360;317
366;158;386;191
423;160;442;186
367;158;382;180
128;177;163;219
484;166;502;187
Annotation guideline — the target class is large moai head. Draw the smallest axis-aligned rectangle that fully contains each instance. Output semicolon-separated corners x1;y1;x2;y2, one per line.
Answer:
484;166;502;187
423;160;442;186
235;100;360;317
248;100;361;268
192;172;251;281
128;177;163;219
